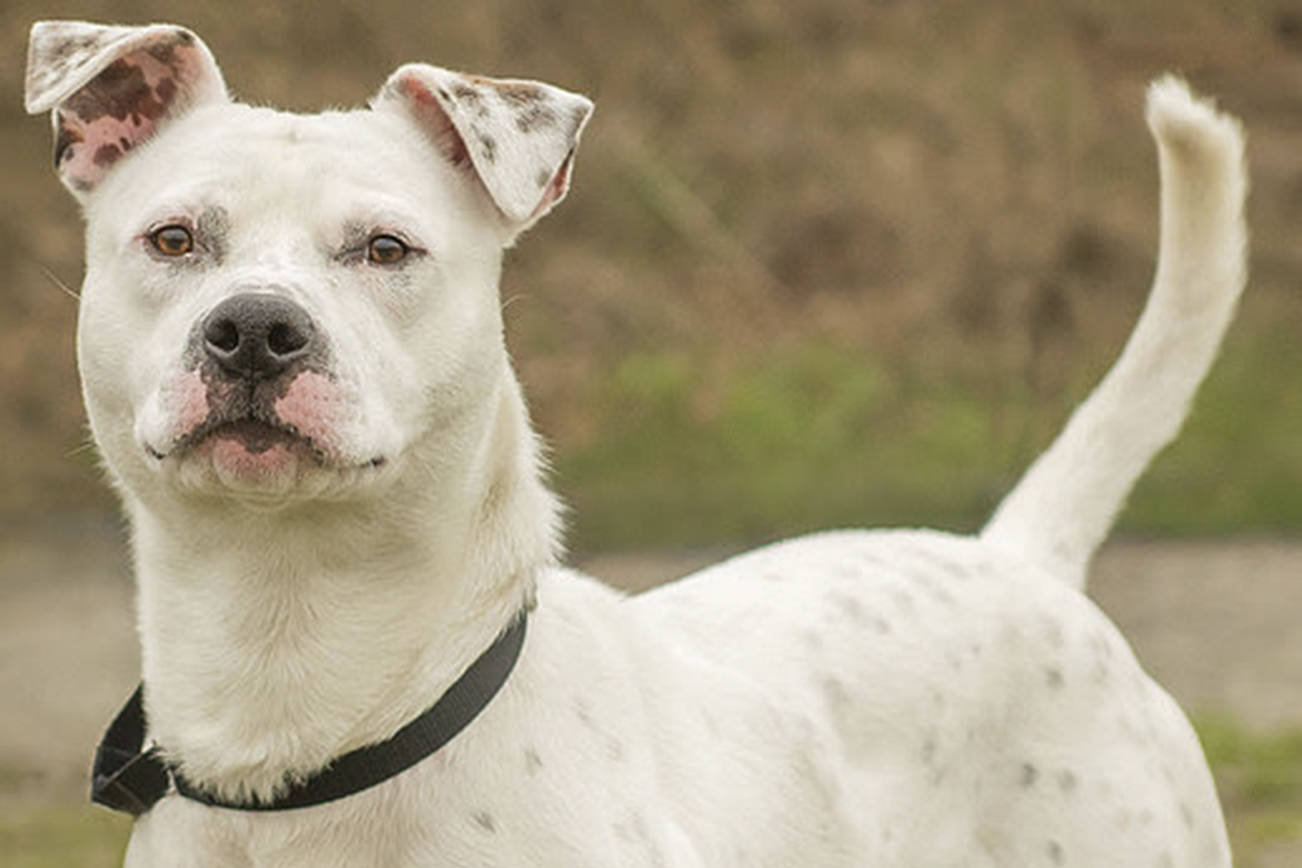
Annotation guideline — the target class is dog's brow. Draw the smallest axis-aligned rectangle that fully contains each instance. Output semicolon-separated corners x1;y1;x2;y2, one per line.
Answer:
196;205;230;263
339;221;372;252
338;214;426;252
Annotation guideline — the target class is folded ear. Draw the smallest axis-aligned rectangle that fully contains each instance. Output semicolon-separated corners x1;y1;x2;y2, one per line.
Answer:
25;20;228;196
374;64;593;233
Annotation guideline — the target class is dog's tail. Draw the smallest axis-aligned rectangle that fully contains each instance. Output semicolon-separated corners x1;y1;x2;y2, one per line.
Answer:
981;77;1248;590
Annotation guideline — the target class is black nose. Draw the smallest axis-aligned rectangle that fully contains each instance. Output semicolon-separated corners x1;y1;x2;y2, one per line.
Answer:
201;293;315;380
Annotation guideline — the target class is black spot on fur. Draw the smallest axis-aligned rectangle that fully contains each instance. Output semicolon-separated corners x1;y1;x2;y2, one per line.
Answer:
452;83;482;104
515;103;559;133
65;60;167;124
92;143;122;167
197;205;230;264
575;697;594;727
828;591;867;625
492;82;547;106
822;676;849;709
144;41;178;64
47;32;110;63
53;122;83;167
570;104;590;132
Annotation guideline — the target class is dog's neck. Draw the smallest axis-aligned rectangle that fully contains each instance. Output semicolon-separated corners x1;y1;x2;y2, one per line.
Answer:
125;366;560;801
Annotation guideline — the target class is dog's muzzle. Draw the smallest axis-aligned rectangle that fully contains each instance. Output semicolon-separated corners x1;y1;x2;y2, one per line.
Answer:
156;291;350;471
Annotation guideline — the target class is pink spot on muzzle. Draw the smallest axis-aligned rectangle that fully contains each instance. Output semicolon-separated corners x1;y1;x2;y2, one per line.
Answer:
169;370;210;441
274;371;347;456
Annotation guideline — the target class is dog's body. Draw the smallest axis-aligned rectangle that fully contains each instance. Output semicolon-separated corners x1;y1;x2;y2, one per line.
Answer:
25;21;1247;868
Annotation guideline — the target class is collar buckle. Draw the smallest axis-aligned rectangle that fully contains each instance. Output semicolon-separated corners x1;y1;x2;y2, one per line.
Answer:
90;687;173;816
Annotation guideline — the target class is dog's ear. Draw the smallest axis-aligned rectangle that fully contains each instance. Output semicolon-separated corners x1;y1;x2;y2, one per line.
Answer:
24;21;228;197
374;64;593;234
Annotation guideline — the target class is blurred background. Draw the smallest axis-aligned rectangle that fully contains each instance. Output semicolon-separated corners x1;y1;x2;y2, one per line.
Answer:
1;0;1299;864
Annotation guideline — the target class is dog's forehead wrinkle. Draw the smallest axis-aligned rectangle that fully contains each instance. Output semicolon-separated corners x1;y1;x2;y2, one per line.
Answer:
161;152;468;259
110;104;465;207
89;105;503;266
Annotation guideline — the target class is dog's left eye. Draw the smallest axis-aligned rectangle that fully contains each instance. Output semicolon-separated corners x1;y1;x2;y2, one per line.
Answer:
367;234;409;265
149;225;194;257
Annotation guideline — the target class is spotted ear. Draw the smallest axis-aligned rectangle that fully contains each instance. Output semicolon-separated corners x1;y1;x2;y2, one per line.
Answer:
374;64;593;232
24;20;228;196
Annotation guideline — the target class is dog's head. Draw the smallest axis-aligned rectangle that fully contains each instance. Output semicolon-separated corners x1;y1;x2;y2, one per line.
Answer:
25;21;592;507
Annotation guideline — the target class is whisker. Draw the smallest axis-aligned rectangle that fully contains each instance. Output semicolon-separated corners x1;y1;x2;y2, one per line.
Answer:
65;441;97;458
40;265;81;301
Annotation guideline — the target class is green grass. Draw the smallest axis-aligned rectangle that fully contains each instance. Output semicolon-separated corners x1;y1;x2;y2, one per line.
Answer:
1195;716;1302;866
559;342;990;550
557;322;1302;553
0;804;129;868
1127;316;1302;535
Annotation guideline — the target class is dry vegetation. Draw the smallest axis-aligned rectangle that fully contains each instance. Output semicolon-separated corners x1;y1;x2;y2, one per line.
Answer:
1;0;1299;550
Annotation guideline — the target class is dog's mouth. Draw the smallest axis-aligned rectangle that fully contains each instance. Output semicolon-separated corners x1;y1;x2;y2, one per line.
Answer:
147;414;327;491
160;414;320;461
205;419;310;455
141;368;388;488
148;412;386;478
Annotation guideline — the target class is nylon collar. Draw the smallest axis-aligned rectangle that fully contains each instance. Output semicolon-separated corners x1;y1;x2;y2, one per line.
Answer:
91;613;527;815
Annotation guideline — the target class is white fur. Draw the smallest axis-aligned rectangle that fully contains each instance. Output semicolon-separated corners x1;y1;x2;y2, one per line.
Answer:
27;21;1247;868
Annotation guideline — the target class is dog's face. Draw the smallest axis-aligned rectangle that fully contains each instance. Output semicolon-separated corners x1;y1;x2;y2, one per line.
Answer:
26;22;591;506
80;104;508;501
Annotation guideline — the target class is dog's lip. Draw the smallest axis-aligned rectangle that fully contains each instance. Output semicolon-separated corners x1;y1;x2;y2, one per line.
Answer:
207;419;303;454
147;417;387;470
151;415;322;464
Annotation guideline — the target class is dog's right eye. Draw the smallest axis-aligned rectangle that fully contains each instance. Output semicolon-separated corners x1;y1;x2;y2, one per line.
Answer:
367;234;409;265
149;225;194;257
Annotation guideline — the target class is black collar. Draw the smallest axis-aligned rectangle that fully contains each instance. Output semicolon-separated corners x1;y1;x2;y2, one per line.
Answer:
91;613;527;815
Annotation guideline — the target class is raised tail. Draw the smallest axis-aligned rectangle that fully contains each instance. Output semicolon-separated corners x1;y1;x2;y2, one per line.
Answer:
981;76;1248;590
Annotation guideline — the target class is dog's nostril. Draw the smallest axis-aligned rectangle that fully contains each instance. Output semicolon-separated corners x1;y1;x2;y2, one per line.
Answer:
205;318;240;354
267;321;309;357
200;292;317;379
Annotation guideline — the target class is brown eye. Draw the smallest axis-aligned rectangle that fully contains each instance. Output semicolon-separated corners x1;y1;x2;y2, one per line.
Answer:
149;225;194;257
367;234;408;265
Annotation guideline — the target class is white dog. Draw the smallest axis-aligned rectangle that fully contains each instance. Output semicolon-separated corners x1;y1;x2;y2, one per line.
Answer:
26;20;1247;868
